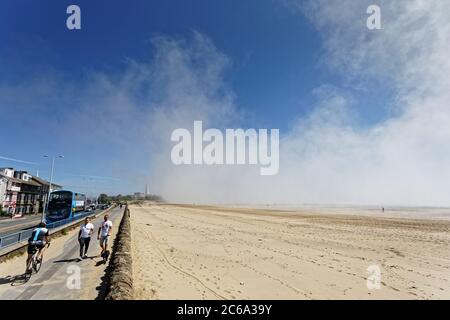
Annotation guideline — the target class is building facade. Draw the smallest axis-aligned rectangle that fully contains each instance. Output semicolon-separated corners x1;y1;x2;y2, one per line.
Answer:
0;168;62;217
32;176;62;214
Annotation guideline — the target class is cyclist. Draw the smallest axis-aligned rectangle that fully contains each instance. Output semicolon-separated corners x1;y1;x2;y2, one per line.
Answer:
26;222;50;273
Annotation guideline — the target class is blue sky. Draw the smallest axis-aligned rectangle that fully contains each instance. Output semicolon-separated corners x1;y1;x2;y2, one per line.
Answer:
1;0;329;126
0;0;401;201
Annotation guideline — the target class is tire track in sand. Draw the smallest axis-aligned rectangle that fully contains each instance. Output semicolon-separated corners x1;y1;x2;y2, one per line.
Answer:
138;227;228;300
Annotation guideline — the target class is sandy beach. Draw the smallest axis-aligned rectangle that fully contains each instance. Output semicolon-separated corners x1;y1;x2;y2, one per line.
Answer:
131;203;450;300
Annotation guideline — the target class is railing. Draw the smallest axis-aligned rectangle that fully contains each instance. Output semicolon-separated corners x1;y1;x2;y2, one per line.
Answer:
0;210;97;250
0;228;34;249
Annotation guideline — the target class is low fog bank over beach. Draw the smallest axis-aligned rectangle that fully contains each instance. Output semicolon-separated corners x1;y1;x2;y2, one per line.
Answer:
219;204;450;221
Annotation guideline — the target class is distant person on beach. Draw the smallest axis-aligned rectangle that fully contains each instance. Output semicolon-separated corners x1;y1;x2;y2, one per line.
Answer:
382;207;385;213
78;217;94;260
98;214;113;258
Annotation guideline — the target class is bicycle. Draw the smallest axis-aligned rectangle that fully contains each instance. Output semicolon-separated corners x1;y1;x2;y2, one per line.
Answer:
24;242;50;282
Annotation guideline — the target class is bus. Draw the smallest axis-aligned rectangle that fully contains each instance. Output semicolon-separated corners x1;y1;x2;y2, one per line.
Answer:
46;190;87;222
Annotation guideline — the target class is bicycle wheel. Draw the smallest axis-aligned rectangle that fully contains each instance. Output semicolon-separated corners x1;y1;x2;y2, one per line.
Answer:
34;258;42;273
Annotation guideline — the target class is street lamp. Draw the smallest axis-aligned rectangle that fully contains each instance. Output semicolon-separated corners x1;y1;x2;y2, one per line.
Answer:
82;176;96;206
42;155;64;222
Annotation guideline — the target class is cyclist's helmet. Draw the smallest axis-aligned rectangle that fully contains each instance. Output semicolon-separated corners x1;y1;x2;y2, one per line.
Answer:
38;222;46;228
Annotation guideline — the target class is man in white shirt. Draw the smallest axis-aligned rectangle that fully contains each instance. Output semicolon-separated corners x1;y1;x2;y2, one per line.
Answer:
78;217;94;259
98;214;113;258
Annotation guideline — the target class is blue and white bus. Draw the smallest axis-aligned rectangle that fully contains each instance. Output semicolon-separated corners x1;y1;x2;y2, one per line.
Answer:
46;190;86;222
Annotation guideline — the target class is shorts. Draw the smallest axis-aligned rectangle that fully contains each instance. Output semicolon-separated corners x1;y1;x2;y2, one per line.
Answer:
100;235;110;246
27;240;45;254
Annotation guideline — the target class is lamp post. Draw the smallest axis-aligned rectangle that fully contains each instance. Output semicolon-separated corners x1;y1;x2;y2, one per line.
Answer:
83;176;95;206
42;155;64;223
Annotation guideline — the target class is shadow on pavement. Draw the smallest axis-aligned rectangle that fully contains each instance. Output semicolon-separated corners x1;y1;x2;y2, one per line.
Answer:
53;258;81;263
95;260;106;267
95;235;119;300
0;274;28;286
53;254;100;263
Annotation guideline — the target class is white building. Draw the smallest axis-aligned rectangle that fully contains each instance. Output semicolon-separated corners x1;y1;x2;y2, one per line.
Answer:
0;167;62;217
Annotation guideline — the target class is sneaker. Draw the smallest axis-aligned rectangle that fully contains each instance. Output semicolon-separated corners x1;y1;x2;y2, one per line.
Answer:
83;254;88;259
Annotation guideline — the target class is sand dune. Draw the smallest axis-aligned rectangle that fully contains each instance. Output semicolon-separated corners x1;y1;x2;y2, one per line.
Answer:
130;203;450;299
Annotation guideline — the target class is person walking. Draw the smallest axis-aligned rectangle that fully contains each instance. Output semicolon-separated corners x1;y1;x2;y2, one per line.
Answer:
98;214;113;260
78;217;94;260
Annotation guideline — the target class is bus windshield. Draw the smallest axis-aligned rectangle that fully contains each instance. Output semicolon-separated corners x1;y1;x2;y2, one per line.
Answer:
47;191;73;219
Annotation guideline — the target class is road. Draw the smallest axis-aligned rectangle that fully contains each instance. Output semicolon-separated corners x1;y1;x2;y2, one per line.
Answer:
0;215;42;237
0;206;123;300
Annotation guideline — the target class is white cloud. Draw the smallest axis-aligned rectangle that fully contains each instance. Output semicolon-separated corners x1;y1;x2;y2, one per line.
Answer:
266;0;450;206
0;32;239;196
155;1;450;206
